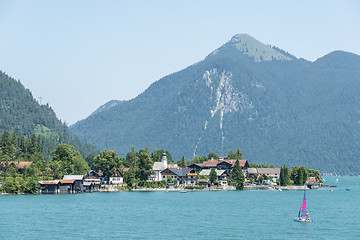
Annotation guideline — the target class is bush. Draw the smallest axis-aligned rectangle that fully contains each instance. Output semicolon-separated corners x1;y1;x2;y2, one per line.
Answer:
1;177;20;194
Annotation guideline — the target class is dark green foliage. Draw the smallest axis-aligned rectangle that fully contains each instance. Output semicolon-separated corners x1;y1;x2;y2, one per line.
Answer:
208;152;219;159
0;131;90;193
290;166;310;185
230;160;245;190
209;168;217;184
227;148;242;159
280;165;290;186
123;147;154;188
124;168;137;188
186;155;208;166
52;144;89;178
178;156;186;168
0;71;97;158
92;150;123;181
138;180;166;188
151;149;173;163
137;151;153;181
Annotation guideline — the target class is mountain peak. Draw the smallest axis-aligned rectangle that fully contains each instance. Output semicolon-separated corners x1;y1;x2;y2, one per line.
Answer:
212;33;293;62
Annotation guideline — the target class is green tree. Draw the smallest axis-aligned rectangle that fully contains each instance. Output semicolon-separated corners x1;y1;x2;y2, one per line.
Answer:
209;168;217;184
137;151;153;181
178;156;186;168
227;149;236;159
235;147;242;159
1;177;20;194
92;150;122;181
208;152;219;160
124;146;138;168
52;144;89;177
150;149;173;163
231;160;245;190
186;155;207;165
280;165;290;186
124;168;137;188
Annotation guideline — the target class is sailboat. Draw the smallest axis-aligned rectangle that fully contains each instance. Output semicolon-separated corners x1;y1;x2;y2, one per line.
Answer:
294;187;312;222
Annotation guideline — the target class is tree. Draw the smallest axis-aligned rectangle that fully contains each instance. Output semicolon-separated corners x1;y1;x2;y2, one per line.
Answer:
231;160;245;190
137;151;153;181
280;165;290;186
227;149;236;159
235;147;242;159
186;155;208;165
52;144;89;177
178;156;186;168
124;146;138;168
208;152;219;160
290;166;309;185
227;147;243;159
209;168;217;184
92;150;122;181
124;168;137;188
151;149;173;163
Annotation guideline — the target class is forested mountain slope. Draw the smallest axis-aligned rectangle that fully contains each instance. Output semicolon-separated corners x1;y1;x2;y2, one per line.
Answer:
0;71;97;157
71;34;360;174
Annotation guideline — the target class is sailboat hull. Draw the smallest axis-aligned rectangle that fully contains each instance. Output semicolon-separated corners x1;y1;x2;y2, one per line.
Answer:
294;217;312;222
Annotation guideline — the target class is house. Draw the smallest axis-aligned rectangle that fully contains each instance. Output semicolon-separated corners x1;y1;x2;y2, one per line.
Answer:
161;168;197;186
198;179;210;187
150;153;168;181
97;170;107;184
84;170;101;184
306;177;321;189
0;161;33;174
109;169;124;185
199;169;229;185
58;179;75;194
188;159;249;176
247;168;258;179
150;153;179;181
63;175;84;193
248;168;281;181
83;182;97;192
38;180;60;194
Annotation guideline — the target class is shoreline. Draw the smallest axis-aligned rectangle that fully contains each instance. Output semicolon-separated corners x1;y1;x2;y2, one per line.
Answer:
1;184;328;195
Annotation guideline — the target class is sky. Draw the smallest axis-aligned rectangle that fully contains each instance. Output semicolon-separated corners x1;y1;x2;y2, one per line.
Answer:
0;0;359;124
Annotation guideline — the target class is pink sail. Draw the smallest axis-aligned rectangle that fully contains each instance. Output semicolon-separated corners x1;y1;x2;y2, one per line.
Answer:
298;188;307;218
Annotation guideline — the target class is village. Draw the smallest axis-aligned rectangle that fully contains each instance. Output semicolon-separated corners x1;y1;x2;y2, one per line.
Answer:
34;153;321;194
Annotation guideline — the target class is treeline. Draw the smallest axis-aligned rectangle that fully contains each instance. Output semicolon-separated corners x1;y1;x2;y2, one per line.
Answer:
0;71;97;158
0;131;89;193
279;165;322;186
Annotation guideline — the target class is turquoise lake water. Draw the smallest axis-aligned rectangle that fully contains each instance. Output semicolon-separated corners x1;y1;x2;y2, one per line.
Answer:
1;176;360;239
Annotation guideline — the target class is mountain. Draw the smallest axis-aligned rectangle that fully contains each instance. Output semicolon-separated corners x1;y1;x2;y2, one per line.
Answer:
89;100;123;117
70;34;360;174
0;71;97;157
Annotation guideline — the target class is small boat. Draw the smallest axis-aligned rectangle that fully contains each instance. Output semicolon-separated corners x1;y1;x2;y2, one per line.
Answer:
346;188;350;191
328;189;333;192
294;187;312;222
179;190;187;193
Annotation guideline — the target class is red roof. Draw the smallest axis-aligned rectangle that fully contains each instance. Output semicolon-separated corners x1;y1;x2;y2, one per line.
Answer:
0;161;33;169
38;180;59;185
59;179;75;184
197;159;248;168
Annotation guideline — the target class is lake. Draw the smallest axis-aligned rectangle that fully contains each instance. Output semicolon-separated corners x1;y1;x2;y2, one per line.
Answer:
1;176;359;239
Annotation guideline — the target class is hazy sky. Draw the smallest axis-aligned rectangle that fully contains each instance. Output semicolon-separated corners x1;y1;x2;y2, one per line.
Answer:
1;0;359;124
